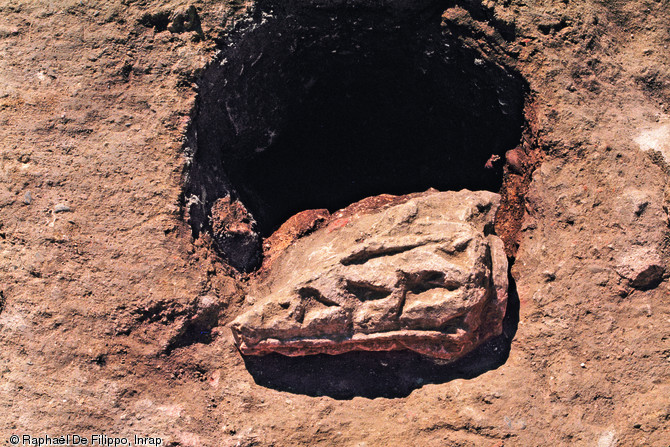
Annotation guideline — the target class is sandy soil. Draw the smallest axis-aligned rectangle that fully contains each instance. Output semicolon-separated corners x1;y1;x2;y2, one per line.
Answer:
0;0;668;446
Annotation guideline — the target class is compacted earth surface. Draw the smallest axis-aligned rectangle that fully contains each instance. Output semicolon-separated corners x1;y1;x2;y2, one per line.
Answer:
1;0;669;446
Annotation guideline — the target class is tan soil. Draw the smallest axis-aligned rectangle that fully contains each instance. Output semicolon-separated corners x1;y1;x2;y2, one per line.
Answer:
0;1;669;446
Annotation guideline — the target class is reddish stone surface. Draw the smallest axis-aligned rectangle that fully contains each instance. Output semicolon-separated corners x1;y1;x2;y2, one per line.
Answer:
328;189;438;222
505;148;526;174
261;208;330;271
260;190;439;269
233;190;508;361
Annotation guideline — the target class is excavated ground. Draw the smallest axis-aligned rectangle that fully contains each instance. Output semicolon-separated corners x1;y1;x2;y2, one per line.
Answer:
184;1;527;235
0;0;669;446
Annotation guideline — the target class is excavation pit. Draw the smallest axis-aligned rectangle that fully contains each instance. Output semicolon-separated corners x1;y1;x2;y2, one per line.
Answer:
184;0;529;272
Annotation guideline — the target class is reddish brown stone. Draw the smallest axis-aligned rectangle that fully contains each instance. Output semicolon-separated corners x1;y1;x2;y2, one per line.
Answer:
261;190;440;268
505;148;526;174
261;208;330;271
231;190;508;361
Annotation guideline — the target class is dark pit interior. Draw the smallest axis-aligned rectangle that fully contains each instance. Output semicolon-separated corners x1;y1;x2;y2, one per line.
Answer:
184;0;528;270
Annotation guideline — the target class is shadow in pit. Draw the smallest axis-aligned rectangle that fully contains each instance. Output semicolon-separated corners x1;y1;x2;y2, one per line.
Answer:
242;274;520;399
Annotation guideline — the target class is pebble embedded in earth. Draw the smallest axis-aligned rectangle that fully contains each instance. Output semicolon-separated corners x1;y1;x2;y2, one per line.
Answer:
54;203;71;213
505;148;525;174
615;247;664;289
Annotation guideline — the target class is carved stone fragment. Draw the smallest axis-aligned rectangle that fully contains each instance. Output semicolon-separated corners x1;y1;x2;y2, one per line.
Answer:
230;189;508;361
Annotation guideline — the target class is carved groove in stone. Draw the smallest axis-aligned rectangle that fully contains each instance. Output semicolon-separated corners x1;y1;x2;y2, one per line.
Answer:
230;190;509;361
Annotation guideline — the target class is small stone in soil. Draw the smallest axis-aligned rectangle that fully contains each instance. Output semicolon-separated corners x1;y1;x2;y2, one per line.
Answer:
54;203;71;213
